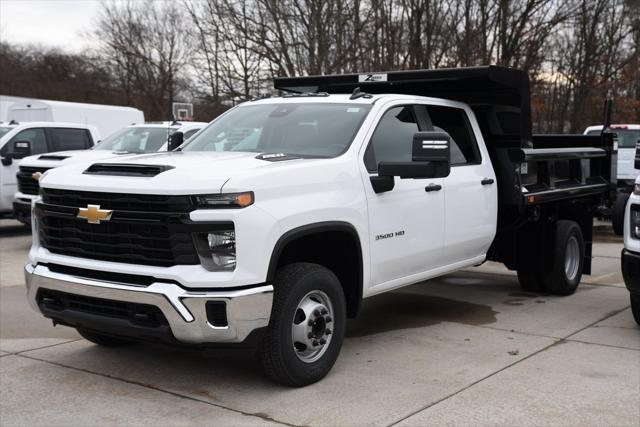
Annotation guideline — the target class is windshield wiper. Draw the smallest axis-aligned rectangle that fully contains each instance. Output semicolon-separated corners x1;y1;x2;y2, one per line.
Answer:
255;152;301;161
111;150;143;155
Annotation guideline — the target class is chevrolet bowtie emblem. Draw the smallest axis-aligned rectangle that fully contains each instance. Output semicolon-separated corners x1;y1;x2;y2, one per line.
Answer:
77;204;113;224
31;172;43;181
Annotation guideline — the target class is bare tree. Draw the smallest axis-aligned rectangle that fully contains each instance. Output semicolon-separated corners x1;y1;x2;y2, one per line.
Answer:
94;0;192;119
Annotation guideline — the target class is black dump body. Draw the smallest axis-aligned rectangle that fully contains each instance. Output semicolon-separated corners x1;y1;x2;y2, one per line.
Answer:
275;66;613;221
275;66;615;273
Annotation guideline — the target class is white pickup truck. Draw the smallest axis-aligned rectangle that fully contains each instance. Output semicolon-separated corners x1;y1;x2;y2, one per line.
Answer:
584;124;640;235
12;121;207;225
0;121;100;219
621;147;640;325
24;67;615;386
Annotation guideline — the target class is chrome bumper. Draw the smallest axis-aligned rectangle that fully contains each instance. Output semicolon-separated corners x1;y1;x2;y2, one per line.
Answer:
25;264;273;344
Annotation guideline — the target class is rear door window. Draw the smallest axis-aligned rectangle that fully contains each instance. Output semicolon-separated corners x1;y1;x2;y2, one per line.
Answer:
426;105;481;165
183;128;201;140
50;128;92;151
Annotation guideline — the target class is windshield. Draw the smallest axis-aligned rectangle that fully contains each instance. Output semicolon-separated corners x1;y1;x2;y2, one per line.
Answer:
181;103;371;158
0;126;12;138
95;126;171;153
587;128;640;148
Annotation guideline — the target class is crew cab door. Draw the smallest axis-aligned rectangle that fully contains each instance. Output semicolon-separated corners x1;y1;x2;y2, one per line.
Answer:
427;104;497;262
362;104;446;288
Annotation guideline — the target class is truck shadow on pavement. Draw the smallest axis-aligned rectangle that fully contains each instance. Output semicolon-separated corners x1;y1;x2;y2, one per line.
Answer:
0;223;30;237
346;292;498;338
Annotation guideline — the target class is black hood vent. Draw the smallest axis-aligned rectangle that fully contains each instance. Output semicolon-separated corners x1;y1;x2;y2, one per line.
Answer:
83;163;174;177
38;155;70;161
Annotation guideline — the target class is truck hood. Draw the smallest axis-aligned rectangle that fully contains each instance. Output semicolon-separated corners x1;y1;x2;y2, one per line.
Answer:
20;149;138;169
39;151;309;194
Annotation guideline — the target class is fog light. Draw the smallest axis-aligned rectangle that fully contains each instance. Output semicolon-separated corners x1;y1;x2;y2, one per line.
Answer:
194;229;236;271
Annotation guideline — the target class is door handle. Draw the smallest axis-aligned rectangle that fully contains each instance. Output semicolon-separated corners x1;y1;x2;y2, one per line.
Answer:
481;178;494;185
425;184;442;192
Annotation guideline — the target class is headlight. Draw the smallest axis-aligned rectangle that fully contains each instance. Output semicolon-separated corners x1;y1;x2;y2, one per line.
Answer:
634;184;640;195
631;206;640;239
193;192;254;208
194;228;236;271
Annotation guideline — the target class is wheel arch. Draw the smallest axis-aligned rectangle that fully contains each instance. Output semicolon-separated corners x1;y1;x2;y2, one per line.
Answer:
267;221;363;318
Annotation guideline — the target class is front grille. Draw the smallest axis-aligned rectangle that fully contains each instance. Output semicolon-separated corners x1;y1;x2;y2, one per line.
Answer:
38;209;200;266
36;188;213;266
17;166;50;195
41;188;192;212
37;288;168;328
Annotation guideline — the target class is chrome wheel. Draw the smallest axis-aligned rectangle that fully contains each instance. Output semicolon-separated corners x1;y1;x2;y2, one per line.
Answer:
291;290;334;363
565;236;580;281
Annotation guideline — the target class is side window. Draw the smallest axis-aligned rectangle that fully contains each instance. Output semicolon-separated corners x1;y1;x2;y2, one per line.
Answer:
50;128;91;151
426;105;481;165
365;106;419;172
183;128;200;140
1;128;47;156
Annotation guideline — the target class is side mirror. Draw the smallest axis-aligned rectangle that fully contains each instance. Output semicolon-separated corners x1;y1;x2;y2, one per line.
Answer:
1;156;11;166
634;139;640;170
168;131;184;151
12;140;31;159
378;131;451;179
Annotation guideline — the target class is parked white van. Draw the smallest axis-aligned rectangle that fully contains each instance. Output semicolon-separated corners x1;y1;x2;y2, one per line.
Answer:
12;121;207;224
7;99;144;138
0;122;100;219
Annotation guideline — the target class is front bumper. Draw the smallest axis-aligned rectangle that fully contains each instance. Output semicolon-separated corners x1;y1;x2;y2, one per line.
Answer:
25;263;273;344
621;249;640;294
12;196;33;223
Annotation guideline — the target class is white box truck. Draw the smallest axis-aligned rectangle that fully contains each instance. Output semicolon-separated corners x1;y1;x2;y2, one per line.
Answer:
8;99;144;138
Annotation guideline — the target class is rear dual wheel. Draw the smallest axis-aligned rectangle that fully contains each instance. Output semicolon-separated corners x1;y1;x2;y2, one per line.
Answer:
517;220;584;296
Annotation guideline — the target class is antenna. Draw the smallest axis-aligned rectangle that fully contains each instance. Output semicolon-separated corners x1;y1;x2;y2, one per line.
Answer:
602;98;613;131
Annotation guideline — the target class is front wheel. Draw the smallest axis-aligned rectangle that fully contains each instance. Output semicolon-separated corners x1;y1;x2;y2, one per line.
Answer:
258;262;346;387
612;193;630;236
631;294;640;326
543;220;584;296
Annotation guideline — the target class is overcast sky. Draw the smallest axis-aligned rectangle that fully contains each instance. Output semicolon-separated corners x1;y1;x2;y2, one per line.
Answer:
0;0;102;52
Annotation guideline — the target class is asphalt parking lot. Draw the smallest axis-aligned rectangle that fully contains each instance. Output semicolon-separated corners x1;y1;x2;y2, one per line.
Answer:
0;219;638;426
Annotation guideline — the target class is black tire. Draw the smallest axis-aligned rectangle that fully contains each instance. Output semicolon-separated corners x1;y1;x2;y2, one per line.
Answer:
258;262;346;387
516;271;545;293
543;220;584;296
612;193;629;236
631;293;640;326
77;329;131;346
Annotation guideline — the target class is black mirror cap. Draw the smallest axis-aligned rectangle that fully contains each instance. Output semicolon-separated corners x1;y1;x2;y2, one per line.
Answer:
412;131;451;163
370;175;395;193
378;161;450;179
11;140;31;159
168;131;184;151
1;156;12;166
